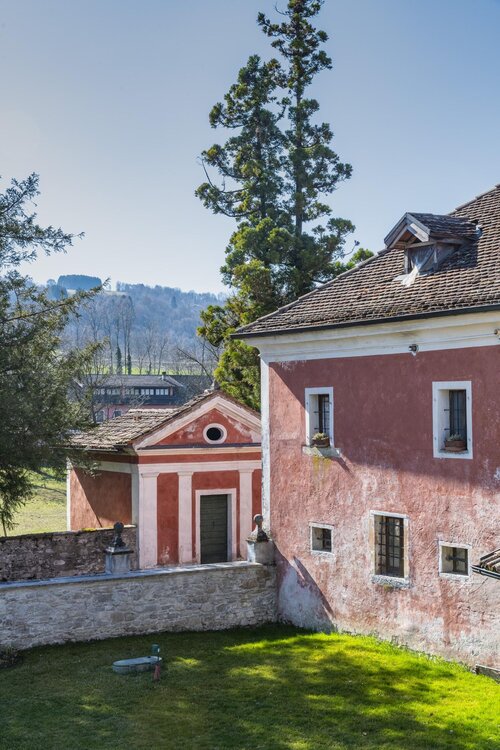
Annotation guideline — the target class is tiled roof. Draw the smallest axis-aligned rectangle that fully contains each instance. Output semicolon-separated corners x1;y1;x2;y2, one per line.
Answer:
70;390;259;452
86;374;184;388
236;184;500;338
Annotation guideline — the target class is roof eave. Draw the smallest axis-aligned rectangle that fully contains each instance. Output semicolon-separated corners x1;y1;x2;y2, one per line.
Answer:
234;303;500;341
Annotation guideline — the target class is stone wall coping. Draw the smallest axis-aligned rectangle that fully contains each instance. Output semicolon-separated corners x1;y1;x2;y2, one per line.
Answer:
0;525;136;543
0;560;262;591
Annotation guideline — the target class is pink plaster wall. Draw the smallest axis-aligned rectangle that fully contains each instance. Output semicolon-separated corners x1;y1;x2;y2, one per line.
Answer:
70;468;132;530
268;345;500;666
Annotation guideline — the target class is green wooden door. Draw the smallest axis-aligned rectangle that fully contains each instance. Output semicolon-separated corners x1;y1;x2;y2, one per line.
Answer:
200;495;228;564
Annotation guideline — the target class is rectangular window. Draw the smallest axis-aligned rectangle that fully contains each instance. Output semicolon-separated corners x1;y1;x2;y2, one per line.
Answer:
432;381;472;459
440;543;470;577
305;387;334;446
310;524;333;554
375;515;405;578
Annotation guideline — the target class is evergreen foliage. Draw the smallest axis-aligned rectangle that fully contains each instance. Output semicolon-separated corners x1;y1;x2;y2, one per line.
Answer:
197;0;371;407
0;173;98;534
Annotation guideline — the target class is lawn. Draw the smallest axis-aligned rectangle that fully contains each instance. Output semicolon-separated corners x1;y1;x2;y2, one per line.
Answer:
7;471;67;536
0;626;498;750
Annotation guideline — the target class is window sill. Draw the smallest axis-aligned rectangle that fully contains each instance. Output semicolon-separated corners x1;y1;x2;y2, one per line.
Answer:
371;574;410;589
311;549;334;558
439;572;471;581
434;449;473;461
303;445;341;458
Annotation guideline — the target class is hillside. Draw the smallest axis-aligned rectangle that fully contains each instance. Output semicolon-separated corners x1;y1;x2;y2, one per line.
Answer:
58;277;224;375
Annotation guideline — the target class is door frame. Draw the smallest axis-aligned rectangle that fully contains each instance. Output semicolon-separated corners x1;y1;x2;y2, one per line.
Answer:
195;488;237;564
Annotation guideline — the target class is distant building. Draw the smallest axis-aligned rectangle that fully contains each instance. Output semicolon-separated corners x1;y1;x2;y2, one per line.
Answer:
90;373;211;422
69;390;262;568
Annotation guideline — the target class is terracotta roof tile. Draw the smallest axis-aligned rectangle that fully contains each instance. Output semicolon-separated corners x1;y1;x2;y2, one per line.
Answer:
236;184;500;338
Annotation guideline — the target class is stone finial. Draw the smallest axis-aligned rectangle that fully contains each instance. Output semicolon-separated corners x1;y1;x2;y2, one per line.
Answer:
253;514;269;542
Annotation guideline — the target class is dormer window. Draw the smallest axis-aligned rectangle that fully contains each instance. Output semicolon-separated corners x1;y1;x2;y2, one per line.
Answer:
405;242;456;275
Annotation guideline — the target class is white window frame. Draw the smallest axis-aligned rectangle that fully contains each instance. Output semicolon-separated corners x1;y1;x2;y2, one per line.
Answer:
370;510;410;586
309;522;334;556
432;381;473;460
438;541;472;579
305;387;334;446
203;423;227;445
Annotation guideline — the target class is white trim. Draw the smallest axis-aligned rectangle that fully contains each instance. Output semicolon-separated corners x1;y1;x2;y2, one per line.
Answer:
178;472;193;564
239;469;254;557
245;311;500;363
438;541;472;579
195;488;237;564
97;460;261;475
138;472;158;569
304;386;334;446
133;394;261;449
309;522;334;556
432;381;473;460
260;358;271;527
202;423;227;444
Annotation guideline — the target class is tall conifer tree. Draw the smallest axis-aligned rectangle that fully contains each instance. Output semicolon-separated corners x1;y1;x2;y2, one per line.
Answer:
197;1;367;407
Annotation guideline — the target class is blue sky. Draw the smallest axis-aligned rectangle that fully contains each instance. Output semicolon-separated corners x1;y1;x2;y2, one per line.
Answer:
1;0;499;293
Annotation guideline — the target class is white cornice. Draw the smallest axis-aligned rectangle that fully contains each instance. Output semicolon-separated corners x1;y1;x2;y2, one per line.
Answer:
245;311;500;363
98;459;261;475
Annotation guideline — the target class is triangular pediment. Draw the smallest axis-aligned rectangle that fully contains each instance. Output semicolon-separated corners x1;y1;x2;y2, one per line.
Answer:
132;392;260;450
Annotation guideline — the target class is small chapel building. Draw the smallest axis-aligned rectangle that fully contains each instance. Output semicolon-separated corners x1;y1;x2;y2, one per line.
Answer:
68;390;262;569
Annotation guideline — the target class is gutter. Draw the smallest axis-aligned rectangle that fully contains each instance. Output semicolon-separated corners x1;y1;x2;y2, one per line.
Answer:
232;303;500;340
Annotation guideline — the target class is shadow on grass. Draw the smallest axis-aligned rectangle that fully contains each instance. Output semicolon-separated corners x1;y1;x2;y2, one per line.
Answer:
0;626;498;750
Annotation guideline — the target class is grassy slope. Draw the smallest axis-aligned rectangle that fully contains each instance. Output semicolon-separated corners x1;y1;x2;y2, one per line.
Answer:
0;626;498;750
9;472;67;536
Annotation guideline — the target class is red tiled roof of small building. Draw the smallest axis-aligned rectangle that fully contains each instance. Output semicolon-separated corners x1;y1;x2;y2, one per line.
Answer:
70;390;259;452
235;184;500;338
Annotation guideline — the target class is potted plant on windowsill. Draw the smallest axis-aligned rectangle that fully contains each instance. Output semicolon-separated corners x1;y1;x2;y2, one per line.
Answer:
444;434;467;452
311;432;330;448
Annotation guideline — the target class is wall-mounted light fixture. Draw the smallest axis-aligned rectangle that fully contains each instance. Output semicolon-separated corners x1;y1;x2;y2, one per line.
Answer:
409;343;419;356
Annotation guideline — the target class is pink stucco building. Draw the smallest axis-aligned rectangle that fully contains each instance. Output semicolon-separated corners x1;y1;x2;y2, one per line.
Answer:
237;184;500;667
69;390;262;569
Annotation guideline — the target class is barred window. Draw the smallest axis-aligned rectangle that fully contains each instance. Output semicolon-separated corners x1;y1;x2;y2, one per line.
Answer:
375;515;405;578
440;544;469;576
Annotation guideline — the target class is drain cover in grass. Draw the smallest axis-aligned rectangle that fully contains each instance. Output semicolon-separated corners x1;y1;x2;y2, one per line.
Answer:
112;656;162;674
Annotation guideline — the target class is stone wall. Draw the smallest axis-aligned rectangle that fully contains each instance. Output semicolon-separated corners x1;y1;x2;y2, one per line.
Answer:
0;526;137;582
0;561;277;649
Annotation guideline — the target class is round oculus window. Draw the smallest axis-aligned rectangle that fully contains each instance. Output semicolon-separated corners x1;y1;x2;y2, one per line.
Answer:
203;424;227;444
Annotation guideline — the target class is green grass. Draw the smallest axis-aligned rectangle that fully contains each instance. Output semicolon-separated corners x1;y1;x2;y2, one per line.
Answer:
0;626;498;750
8;471;66;536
